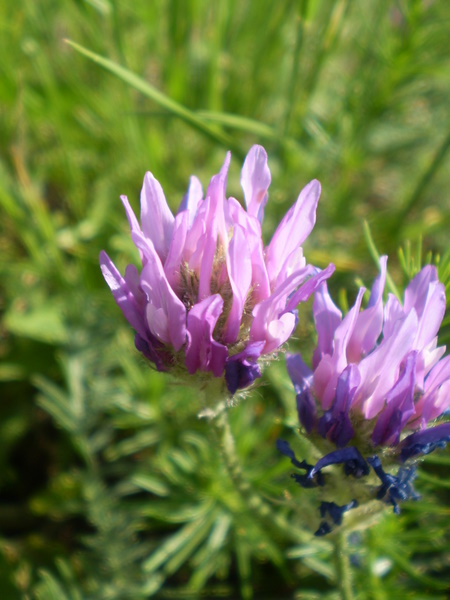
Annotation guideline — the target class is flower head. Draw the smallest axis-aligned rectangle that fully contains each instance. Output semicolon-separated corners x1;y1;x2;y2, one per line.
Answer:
279;258;450;532
100;145;334;394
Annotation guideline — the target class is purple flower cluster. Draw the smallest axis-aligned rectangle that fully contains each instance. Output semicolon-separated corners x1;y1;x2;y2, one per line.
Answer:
279;258;450;530
287;257;450;456
100;146;334;394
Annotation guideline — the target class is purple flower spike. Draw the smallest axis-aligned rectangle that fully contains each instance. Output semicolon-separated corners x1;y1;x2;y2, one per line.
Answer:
101;146;333;394
286;257;450;454
282;258;449;529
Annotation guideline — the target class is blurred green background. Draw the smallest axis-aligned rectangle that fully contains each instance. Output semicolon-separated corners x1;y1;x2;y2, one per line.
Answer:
0;1;449;598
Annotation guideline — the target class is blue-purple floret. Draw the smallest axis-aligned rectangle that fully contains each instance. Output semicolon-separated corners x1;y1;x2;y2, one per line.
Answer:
297;387;317;434
225;359;261;395
367;456;420;514
224;341;264;394
276;433;450;534
309;446;370;479
317;365;358;447
399;422;450;462
315;499;358;536
276;439;324;487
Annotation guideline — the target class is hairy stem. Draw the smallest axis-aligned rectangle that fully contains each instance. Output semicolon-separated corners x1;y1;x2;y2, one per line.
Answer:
211;404;310;544
334;531;354;600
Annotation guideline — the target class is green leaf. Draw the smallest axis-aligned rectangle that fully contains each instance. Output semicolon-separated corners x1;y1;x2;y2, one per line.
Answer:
65;40;240;154
4;306;68;344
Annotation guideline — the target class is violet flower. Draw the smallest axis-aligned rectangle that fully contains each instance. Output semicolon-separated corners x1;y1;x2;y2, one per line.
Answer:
100;146;334;395
278;258;450;532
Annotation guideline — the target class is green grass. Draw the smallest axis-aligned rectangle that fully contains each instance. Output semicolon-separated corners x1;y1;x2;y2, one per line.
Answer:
1;1;449;598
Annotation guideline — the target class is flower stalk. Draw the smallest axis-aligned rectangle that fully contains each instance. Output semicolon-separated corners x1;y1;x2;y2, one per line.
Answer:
210;402;311;545
334;531;354;600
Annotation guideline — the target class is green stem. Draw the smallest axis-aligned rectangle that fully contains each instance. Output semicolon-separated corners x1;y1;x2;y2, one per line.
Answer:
211;404;310;544
334;531;354;600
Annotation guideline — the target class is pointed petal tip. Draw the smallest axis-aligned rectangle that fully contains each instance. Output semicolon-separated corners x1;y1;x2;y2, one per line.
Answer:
305;178;321;198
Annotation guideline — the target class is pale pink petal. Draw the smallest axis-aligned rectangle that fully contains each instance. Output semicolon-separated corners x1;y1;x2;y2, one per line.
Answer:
382;294;405;339
312;282;342;369
223;225;252;343
265;179;321;284
197;218;218;301
124;264;146;307
99;251;146;338
404;265;438;315
358;310;418;419
283;263;336;315
423;380;450;422
185;206;207;266
138;240;187;352
274;247;307;289
313;287;365;409
185;295;228;376
177;175;203;223
146;304;170;344
371;352;417;446
121;195;145;262
121;195;141;234
204;152;230;247
140;172;174;262
347;256;387;362
228;197;271;302
413;280;446;350
250;265;320;353
240;145;271;223
164;210;189;292
412;354;450;424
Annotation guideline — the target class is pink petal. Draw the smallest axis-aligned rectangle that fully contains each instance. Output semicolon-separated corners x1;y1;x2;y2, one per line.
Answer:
223;225;252;343
265;179;321;285
313;287;365;409
382;294;405;339
185;295;228;376
121;195;145;262
240;145;271;223
371;352;417;446
140;172;174;262
347;256;387;362
412;354;450;424
197;215;218;301
184;200;208;267
273;247;306;289
250;265;317;353
404;265;438;315
99;251;146;338
414;281;446;350
177;175;203;223
204;152;230;247
121;195;141;234
312;281;342;369
228;197;270;302
283;263;336;315
358;310;418;419
164;210;189;292
136;236;187;352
